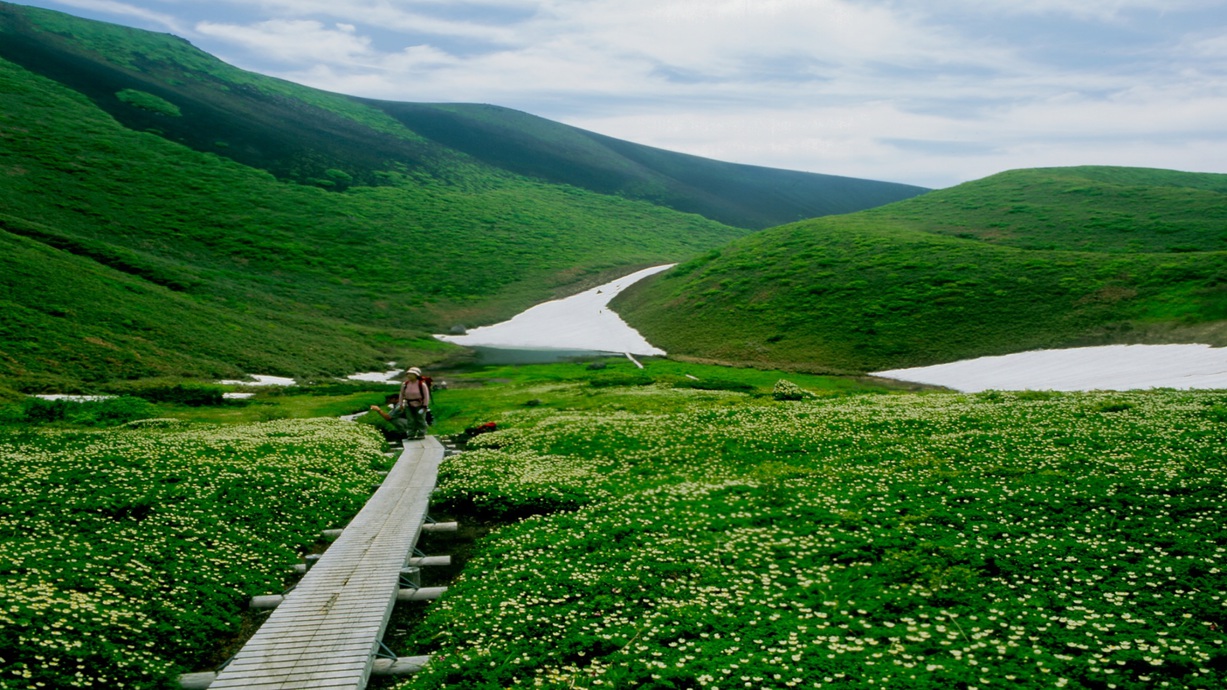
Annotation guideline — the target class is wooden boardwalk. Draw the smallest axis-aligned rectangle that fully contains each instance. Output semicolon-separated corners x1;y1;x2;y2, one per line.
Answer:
204;436;445;689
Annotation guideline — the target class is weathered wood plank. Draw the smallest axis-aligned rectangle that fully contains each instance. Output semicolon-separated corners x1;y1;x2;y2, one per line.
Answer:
201;437;444;690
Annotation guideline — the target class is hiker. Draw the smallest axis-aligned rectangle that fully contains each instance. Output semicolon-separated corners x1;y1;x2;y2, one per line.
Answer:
370;367;432;440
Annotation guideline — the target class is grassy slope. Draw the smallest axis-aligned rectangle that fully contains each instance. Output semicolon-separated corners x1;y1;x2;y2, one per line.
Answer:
616;167;1227;373
0;1;925;232
0;3;749;392
370;102;929;229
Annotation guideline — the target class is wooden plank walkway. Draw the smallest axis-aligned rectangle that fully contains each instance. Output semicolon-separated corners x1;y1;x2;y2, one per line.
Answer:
206;436;445;689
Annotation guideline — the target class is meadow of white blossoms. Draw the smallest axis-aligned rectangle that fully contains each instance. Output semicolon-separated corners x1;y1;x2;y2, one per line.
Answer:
0;418;386;689
411;389;1227;689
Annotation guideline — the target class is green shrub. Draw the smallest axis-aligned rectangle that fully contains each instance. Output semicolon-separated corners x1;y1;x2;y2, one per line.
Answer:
772;379;813;400
0;396;159;427
1093;399;1135;413
672;377;755;392
71;396;159;426
106;381;226;406
274;381;398;396
588;374;654;388
17;396;71;423
115;88;181;116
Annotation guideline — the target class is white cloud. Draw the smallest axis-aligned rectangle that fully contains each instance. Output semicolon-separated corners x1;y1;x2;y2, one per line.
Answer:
1184;30;1227;59
209;0;1224;187
195;19;374;65
935;0;1216;21
39;0;186;33
211;0;521;43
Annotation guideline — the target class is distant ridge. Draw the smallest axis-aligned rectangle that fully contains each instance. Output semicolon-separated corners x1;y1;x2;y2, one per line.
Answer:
368;102;928;229
0;2;924;231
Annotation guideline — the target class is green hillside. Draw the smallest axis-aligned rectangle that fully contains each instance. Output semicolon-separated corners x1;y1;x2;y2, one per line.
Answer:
0;2;923;231
616;166;1227;373
371;102;928;228
0;2;782;394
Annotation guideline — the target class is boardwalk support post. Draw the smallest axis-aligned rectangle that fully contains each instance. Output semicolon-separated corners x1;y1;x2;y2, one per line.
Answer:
371;655;432;676
406;555;451;567
178;671;216;689
291;553;335;574
421;521;458;532
249;594;284;609
397;586;447;601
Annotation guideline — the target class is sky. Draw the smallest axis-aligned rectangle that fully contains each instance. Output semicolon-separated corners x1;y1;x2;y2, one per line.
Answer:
9;0;1227;189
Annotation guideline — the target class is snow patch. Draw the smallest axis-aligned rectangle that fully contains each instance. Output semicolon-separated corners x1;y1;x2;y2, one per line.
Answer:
436;265;673;355
872;344;1227;392
347;370;403;384
215;375;297;386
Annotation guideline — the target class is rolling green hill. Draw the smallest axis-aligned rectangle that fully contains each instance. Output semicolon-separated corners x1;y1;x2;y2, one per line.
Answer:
615;166;1227;373
0;2;926;396
0;2;924;230
370;102;928;229
0;44;730;391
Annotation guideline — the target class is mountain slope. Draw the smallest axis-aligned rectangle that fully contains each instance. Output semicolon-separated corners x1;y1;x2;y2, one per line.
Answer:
615;167;1227;373
0;2;751;392
369;102;928;228
0;2;924;230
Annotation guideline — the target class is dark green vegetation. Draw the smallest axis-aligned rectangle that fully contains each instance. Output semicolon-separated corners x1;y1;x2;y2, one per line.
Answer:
374;102;927;229
617;166;1227;373
385;357;902;443
0;378;403;428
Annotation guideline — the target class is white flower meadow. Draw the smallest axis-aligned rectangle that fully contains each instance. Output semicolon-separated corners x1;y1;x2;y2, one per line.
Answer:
407;389;1227;690
0;418;387;689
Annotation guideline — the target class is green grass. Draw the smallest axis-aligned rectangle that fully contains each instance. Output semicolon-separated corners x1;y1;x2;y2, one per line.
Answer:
379;357;903;440
0;417;391;689
0;379;404;427
381;376;1227;690
0;359;893;690
889;167;1227;254
616;166;1227;373
4;360;1225;690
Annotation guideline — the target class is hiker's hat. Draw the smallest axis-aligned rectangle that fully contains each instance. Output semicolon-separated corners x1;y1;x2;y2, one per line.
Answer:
407;367;422;377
